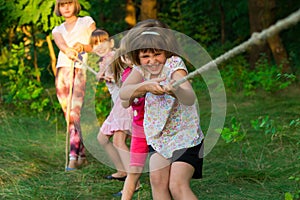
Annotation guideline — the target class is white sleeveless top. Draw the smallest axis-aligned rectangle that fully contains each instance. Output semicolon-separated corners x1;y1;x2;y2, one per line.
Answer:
52;16;95;68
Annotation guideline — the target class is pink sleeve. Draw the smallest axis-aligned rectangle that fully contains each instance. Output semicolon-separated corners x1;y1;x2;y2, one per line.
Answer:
121;67;132;82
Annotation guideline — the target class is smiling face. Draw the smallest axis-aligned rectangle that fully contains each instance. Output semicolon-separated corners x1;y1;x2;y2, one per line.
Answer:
138;49;167;77
93;39;114;57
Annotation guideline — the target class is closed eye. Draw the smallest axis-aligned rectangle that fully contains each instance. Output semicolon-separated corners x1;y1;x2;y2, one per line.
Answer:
140;55;150;59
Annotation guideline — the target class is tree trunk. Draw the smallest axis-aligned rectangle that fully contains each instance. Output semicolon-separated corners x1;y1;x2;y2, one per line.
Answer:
125;0;136;27
248;0;290;72
267;35;290;73
219;3;225;44
248;0;271;69
262;0;291;73
140;0;157;20
46;35;57;76
22;25;41;82
31;25;40;82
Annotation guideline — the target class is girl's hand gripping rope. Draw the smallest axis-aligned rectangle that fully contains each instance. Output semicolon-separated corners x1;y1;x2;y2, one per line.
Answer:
64;47;78;61
73;42;84;53
162;79;177;97
144;76;166;95
96;70;115;82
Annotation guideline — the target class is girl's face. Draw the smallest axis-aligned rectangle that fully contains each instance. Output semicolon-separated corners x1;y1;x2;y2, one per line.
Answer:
93;39;114;57
59;2;75;18
139;50;167;76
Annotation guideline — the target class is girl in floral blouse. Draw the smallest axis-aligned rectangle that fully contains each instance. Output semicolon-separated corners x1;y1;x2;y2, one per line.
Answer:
120;19;204;200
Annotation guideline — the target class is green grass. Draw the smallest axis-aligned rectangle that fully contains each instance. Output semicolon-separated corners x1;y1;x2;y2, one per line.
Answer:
0;85;300;200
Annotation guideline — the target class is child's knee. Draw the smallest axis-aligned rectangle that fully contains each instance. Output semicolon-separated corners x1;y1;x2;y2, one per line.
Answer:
112;132;127;147
169;180;180;195
169;178;190;198
97;132;109;146
150;172;167;188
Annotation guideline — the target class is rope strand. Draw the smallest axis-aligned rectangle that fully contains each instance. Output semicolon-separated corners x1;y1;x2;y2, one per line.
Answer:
172;8;300;88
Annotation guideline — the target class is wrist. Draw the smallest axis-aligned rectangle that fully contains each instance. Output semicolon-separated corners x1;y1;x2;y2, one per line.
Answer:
64;47;76;54
64;47;78;59
79;44;84;52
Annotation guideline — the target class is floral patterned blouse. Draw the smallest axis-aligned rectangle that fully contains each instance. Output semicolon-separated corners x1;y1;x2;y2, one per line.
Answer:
134;56;204;158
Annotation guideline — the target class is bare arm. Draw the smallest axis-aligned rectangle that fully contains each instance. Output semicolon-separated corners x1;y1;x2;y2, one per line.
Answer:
163;69;196;106
52;32;71;54
73;22;96;53
120;68;166;108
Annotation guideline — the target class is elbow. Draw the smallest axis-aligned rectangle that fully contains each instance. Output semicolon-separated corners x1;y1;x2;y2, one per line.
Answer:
119;89;130;108
182;96;195;106
187;92;196;106
121;100;130;108
174;87;196;106
179;90;196;106
119;89;126;101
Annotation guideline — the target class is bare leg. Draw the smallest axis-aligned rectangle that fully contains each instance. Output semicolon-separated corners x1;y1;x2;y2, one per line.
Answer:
169;162;197;200
97;132;126;177
113;131;130;173
149;153;171;200
121;166;143;200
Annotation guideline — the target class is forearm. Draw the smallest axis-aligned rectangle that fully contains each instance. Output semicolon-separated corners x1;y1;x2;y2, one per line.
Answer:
120;82;148;103
167;69;196;106
173;85;196;106
82;44;93;53
53;33;69;53
56;41;71;54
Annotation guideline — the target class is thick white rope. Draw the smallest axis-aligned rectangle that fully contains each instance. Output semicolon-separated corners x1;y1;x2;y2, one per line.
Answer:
74;57;98;76
172;8;300;88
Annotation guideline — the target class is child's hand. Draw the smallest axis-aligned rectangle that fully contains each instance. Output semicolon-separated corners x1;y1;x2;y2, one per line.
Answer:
163;80;176;96
65;48;78;61
96;72;115;83
96;71;105;81
103;75;115;83
73;42;84;53
145;76;166;95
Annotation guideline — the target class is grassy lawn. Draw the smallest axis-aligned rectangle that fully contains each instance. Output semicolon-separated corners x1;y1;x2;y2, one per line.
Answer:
0;85;299;200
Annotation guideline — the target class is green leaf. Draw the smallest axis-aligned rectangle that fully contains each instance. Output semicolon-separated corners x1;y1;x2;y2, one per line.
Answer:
284;192;293;200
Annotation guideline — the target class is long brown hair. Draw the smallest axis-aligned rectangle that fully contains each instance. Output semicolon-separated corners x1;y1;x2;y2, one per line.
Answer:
112;36;130;86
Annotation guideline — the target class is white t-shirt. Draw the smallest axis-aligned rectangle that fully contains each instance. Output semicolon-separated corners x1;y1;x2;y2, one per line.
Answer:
52;16;95;68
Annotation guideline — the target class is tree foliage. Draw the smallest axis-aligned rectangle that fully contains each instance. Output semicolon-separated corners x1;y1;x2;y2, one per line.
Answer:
0;0;299;112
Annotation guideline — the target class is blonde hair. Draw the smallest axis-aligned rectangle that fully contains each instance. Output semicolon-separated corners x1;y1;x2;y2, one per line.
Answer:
54;0;81;17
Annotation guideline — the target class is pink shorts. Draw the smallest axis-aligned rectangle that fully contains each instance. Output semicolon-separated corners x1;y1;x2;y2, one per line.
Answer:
130;123;148;167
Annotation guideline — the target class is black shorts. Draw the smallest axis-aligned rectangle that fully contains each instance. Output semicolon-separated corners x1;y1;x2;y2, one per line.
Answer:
149;141;204;179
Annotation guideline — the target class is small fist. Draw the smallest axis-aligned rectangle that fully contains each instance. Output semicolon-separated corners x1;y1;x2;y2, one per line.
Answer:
73;42;84;53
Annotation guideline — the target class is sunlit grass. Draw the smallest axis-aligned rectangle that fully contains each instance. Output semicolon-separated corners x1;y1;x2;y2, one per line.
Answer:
0;85;299;199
